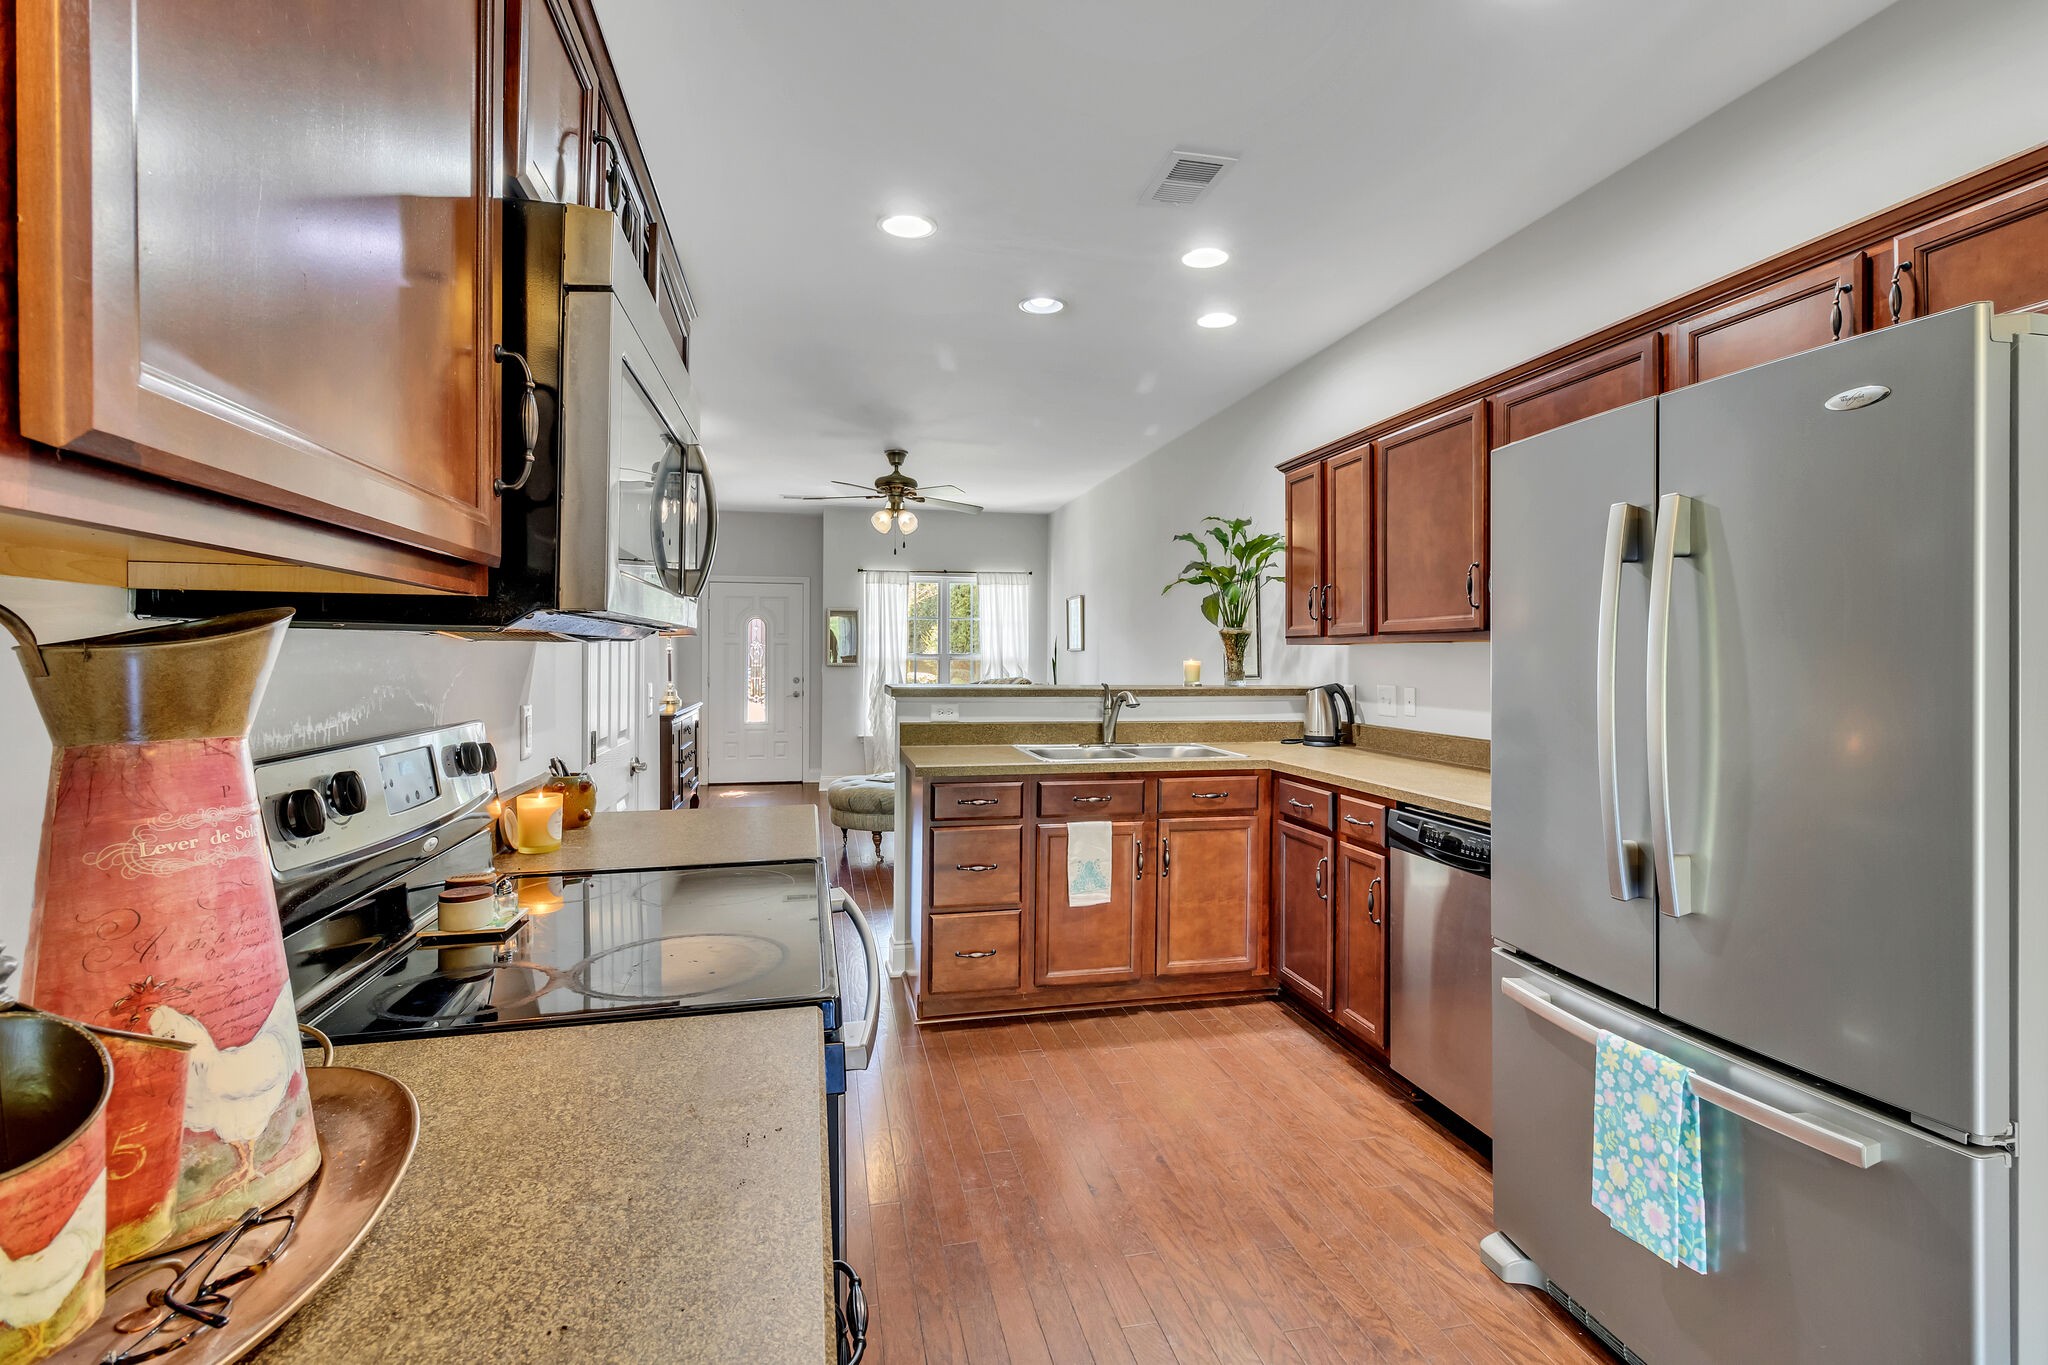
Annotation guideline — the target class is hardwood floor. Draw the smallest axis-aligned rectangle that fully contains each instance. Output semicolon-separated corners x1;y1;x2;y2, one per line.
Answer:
704;783;1609;1364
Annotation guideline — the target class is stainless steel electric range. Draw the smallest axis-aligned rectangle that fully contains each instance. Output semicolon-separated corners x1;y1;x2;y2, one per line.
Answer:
260;721;875;1361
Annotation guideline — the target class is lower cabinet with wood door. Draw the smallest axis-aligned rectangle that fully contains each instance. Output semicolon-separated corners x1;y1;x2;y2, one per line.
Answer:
1276;778;1392;1052
908;769;1272;1020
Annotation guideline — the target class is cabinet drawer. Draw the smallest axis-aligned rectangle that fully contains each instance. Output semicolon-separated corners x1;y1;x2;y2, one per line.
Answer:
1274;778;1333;829
1337;794;1387;848
1038;778;1145;818
929;910;1022;994
930;825;1023;908
931;781;1023;822
1157;774;1258;816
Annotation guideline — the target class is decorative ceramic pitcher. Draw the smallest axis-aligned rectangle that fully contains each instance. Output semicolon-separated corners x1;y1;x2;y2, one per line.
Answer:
4;606;320;1251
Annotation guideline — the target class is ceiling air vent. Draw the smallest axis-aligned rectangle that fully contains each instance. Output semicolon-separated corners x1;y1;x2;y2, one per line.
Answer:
1143;150;1237;207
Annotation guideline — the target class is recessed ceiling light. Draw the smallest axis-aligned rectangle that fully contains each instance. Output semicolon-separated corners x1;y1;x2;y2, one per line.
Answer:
1196;311;1238;329
1018;296;1064;315
879;214;936;239
1181;247;1230;269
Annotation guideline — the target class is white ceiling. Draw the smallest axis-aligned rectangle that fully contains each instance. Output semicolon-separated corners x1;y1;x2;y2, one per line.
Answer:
596;0;1896;513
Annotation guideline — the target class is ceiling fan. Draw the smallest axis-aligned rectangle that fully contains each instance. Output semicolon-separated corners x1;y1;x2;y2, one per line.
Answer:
782;448;982;535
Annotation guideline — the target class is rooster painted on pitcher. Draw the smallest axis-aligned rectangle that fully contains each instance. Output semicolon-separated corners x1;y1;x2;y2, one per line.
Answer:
5;606;320;1253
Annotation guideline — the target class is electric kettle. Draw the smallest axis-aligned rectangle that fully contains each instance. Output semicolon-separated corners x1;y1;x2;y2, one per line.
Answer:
1303;683;1355;747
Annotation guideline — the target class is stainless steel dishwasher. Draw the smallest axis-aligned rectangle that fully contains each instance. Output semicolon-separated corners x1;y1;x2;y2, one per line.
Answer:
1387;806;1493;1135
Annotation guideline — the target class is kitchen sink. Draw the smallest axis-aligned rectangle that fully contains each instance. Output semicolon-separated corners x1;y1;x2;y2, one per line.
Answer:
1015;743;1242;763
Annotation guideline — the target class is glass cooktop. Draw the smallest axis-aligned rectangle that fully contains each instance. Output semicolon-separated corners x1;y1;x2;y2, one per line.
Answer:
305;860;835;1042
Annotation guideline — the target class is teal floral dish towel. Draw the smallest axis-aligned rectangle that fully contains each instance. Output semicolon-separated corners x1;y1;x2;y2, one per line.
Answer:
1592;1030;1709;1273
1066;821;1112;907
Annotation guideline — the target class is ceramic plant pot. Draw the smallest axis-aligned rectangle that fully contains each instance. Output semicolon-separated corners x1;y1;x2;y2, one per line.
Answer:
3;606;321;1253
1218;628;1251;683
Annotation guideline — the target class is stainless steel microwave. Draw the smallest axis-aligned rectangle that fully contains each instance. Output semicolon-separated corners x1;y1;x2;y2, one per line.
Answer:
137;201;716;639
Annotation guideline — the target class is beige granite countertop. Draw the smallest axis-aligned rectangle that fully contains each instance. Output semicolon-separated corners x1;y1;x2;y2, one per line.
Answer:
497;806;820;876
901;739;1490;821
253;1010;832;1364
887;682;1305;698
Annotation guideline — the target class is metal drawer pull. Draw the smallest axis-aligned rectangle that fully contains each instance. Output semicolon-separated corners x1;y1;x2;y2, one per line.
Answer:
1343;815;1376;828
1072;795;1112;804
1287;798;1314;811
1314;856;1327;899
954;863;1000;872
957;797;1000;806
1366;876;1381;926
1501;979;1884;1169
1192;791;1229;800
953;949;998;959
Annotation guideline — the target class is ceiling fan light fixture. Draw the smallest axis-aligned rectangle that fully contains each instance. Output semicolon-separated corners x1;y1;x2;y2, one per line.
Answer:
870;508;894;533
878;213;936;239
896;509;919;534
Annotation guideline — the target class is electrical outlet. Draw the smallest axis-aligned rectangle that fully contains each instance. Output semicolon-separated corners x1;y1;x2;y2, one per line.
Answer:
1401;687;1416;717
1376;684;1396;717
519;704;534;759
932;703;961;722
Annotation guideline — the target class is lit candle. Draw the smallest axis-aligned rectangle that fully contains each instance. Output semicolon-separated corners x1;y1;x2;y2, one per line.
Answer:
511;790;563;854
1183;659;1202;686
517;875;566;915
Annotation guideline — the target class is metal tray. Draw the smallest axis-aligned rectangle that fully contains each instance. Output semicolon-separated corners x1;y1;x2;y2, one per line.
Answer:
53;1065;418;1364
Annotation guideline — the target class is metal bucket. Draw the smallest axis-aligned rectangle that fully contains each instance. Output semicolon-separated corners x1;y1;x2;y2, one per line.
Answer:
0;1011;112;1365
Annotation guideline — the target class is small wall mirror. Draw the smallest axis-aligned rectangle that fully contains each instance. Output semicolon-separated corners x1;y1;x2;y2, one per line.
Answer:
826;609;860;666
1065;595;1086;652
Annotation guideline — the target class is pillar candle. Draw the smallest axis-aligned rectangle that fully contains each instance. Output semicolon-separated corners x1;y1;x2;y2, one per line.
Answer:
511;789;563;854
1183;659;1202;686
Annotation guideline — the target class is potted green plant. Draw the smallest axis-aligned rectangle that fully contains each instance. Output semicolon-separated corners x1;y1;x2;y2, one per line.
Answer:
1161;516;1285;683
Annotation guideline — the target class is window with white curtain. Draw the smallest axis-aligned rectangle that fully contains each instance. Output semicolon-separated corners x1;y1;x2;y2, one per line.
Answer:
905;575;981;683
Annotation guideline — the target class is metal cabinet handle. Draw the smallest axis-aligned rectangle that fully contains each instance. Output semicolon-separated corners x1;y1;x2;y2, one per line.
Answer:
1501;978;1882;1169
1888;260;1912;324
957;797;999;806
1287;798;1314;811
1322;583;1335;620
1645;493;1695;918
1136;839;1145;879
1597;502;1647;902
954;863;1000;873
1314;856;1327;900
1306;585;1321;622
1342;815;1376;829
1161;837;1170;875
492;346;540;495
1829;280;1853;340
1465;561;1482;611
1367;875;1381;926
953;949;998;959
1192;791;1229;801
1072;795;1112;804
589;129;624;212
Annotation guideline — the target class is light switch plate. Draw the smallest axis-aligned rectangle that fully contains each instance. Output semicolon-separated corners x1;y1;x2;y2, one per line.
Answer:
519;704;534;759
932;703;961;722
1376;684;1397;717
1401;687;1416;717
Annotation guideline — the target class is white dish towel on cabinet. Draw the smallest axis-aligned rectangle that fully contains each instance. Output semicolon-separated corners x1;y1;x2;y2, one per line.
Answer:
1067;822;1113;906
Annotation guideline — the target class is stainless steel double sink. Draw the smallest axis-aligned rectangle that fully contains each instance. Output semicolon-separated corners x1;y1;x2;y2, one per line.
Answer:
1014;743;1242;763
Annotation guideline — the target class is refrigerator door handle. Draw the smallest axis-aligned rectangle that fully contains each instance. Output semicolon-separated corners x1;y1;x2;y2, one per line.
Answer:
1596;502;1647;901
1503;977;1886;1169
1646;492;1696;917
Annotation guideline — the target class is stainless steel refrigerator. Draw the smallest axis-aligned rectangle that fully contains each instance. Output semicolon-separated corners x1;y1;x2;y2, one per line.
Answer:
1484;303;2048;1364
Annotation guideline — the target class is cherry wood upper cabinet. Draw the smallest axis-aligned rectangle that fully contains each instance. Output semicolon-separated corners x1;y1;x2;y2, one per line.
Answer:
1034;822;1148;987
1489;334;1662;448
506;0;596;206
1283;463;1325;639
1333;843;1388;1050
594;93;658;286
1275;819;1335;1010
1669;253;1866;387
1155;814;1264;977
1376;400;1488;635
16;0;500;566
1891;176;2048;323
1320;445;1373;638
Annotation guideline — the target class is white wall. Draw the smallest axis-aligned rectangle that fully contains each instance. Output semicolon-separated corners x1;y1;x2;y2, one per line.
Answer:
0;575;587;958
1049;0;2048;740
822;507;1051;777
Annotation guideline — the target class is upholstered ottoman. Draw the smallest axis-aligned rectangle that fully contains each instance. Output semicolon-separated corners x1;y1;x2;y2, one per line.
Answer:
826;773;895;860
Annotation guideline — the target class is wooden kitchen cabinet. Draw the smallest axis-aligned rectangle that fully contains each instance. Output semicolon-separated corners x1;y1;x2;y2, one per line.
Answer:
1488;334;1662;448
1155;814;1265;977
506;0;597;205
594;95;657;284
1669;252;1865;386
1891;176;2048;323
1283;463;1325;639
1376;400;1488;635
1275;819;1335;1010
1034;822;1149;986
1334;843;1388;1049
1283;445;1371;640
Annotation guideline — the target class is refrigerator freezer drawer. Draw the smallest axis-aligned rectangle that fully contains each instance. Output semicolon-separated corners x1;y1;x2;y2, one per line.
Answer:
1492;952;2011;1365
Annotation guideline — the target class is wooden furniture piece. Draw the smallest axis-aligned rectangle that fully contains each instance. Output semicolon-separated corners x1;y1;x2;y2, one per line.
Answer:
657;704;702;809
1278;146;2048;647
1276;777;1391;1052
1283;445;1373;640
907;767;1272;1020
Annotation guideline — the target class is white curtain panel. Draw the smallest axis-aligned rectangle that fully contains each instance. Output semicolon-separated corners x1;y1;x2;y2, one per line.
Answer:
978;572;1032;682
859;570;910;773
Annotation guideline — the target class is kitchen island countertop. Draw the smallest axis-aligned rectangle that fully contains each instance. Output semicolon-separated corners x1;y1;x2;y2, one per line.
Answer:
253;1009;833;1363
496;804;821;875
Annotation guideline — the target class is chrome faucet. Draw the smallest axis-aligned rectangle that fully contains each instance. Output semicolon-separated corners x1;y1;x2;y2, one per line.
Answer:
1100;685;1139;744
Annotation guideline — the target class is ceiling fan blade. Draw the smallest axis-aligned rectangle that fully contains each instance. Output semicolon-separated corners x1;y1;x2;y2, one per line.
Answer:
781;493;880;501
830;480;879;492
913;495;983;514
916;483;965;494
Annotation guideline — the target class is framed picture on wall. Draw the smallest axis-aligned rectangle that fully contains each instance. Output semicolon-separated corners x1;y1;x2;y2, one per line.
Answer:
1065;595;1086;651
826;609;859;667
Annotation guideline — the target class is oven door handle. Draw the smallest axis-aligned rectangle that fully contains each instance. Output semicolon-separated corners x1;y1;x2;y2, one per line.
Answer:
834;888;882;1072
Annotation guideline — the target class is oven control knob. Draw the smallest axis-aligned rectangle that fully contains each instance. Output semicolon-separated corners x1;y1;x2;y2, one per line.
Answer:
454;741;485;775
476;741;499;774
327;770;368;816
279;787;328;840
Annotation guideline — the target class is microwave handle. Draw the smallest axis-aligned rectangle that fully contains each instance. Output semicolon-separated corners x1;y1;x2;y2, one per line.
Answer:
651;436;686;595
682;442;718;599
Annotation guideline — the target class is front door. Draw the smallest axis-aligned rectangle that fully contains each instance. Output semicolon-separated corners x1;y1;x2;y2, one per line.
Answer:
703;578;808;784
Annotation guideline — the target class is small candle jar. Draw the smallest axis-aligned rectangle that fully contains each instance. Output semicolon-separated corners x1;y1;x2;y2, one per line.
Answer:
511;789;564;854
437;884;500;933
517;875;566;915
1183;659;1202;686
